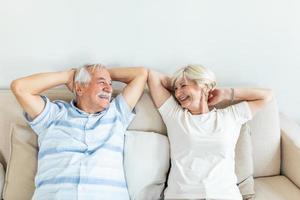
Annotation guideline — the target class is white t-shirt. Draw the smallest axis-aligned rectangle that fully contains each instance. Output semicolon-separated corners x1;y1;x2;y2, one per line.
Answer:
158;96;252;200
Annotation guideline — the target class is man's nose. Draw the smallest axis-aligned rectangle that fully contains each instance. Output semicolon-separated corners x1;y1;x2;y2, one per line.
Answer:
103;84;112;93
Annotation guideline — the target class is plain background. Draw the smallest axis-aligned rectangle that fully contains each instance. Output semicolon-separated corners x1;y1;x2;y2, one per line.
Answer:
0;0;299;123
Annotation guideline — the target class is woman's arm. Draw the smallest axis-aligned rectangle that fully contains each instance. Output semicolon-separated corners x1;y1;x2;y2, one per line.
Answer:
147;70;172;108
208;88;273;116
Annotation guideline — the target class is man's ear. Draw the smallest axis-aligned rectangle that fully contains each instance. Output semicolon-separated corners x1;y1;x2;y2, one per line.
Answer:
75;83;86;96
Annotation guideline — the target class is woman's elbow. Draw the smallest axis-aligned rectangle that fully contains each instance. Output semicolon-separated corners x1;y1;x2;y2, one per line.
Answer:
264;89;273;103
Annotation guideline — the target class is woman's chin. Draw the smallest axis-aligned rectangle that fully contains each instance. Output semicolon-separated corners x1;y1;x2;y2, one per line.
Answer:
180;102;190;109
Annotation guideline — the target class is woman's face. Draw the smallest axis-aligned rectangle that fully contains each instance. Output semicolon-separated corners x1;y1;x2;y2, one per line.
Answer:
174;76;205;112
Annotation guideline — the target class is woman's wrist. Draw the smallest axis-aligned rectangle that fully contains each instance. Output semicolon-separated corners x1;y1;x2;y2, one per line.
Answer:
224;88;234;102
230;88;234;102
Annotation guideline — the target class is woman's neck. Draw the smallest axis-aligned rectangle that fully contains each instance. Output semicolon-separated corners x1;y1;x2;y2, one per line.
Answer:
190;94;210;115
190;103;210;115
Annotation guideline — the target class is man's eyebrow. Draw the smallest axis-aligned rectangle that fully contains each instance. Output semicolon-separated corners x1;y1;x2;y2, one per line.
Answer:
97;77;112;83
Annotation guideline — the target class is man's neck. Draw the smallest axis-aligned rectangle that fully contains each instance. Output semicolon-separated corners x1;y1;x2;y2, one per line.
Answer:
75;99;104;114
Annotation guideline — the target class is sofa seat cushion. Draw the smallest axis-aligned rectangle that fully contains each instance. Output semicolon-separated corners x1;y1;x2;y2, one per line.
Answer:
124;130;170;200
254;175;300;200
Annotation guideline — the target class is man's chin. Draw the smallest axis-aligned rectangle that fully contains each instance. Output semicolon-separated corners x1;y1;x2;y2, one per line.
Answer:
97;100;110;108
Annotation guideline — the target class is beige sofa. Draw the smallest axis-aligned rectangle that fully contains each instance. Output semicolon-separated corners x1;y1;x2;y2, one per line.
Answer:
0;89;300;200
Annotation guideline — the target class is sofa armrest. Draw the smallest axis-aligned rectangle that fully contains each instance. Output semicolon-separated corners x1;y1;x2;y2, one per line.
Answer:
0;162;5;199
280;112;300;188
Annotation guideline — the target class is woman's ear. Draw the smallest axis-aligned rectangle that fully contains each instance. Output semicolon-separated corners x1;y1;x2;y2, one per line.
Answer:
203;86;210;96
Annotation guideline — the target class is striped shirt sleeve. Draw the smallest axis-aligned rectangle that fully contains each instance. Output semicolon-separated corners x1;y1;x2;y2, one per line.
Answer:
114;94;136;127
24;95;61;135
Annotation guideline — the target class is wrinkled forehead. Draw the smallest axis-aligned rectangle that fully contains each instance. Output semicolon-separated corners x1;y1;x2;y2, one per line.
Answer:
89;68;111;81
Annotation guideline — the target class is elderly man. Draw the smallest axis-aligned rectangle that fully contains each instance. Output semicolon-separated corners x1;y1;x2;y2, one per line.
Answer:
11;64;148;199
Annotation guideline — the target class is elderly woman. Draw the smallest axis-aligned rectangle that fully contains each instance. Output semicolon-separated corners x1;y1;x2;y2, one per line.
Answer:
147;65;273;200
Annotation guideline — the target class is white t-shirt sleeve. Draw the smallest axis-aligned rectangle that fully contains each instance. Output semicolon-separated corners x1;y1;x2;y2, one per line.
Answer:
158;95;182;120
226;101;253;124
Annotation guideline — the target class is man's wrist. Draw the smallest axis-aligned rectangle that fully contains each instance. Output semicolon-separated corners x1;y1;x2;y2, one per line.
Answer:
62;69;75;85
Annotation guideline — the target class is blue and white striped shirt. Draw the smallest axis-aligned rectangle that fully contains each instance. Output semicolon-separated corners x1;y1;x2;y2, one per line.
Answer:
24;94;135;200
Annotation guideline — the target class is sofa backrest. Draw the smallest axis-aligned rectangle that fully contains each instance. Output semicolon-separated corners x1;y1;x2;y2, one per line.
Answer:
0;89;280;178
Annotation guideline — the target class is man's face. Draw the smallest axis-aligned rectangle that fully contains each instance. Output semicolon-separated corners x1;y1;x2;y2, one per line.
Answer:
77;68;113;112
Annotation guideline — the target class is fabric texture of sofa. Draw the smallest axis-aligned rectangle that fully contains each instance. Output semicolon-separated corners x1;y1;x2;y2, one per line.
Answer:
0;89;300;200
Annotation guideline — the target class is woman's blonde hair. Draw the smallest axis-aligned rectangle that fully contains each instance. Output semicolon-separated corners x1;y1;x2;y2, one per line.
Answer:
171;64;217;91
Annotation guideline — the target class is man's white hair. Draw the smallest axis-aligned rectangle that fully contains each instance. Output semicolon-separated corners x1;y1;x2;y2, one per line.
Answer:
73;63;106;95
171;64;217;91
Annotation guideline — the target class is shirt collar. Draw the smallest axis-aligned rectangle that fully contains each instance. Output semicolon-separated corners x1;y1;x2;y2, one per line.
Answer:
70;99;108;117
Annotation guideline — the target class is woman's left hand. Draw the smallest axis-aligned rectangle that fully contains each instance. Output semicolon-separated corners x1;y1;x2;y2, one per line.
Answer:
207;88;226;106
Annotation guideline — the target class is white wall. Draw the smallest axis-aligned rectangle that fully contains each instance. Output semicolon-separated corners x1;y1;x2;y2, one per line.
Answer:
1;0;299;123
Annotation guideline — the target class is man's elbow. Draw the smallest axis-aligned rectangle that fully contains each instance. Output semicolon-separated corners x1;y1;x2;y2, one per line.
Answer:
147;69;157;83
10;79;23;95
139;67;148;76
137;67;148;80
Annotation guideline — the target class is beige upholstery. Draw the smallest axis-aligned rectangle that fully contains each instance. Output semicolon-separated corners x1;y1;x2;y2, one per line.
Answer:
280;113;300;189
3;124;37;200
235;124;255;198
0;89;300;200
254;176;300;200
248;99;281;178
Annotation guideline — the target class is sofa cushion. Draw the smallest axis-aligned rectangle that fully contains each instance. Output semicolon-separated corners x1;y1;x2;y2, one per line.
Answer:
254;176;300;200
235;124;255;199
3;124;37;200
124;130;170;200
128;92;167;135
248;99;281;177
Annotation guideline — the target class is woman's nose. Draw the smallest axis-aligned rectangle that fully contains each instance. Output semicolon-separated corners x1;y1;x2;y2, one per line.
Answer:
175;89;181;97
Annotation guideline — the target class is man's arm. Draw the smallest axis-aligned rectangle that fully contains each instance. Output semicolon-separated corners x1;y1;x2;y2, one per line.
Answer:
108;67;148;109
10;70;75;120
208;88;273;116
147;70;172;108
